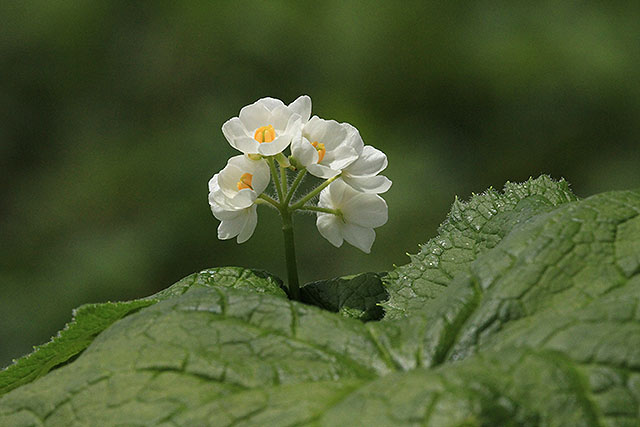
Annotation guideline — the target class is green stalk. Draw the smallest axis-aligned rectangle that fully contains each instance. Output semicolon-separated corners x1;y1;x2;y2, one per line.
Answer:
280;209;300;300
280;163;288;194
299;205;341;215
258;193;280;209
284;169;307;205
259;162;300;300
267;157;284;202
261;162;340;301
290;174;340;210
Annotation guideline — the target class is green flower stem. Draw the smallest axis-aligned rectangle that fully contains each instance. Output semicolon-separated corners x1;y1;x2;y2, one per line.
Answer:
258;193;280;209
284;169;307;205
267;157;284;202
299;205;341;215
290;174;340;210
280;163;288;194
260;164;339;301
280;210;300;300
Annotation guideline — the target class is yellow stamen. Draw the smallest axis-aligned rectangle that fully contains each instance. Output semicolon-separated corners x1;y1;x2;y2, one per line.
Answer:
254;125;276;143
311;141;326;163
237;172;253;190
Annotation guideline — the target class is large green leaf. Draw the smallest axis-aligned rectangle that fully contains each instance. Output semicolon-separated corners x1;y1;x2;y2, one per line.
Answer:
300;272;387;321
2;179;640;425
0;267;284;395
383;175;577;319
0;286;396;425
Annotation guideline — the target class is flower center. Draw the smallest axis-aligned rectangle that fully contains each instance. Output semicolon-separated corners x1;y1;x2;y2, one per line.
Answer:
236;172;253;191
311;141;326;163
254;125;276;143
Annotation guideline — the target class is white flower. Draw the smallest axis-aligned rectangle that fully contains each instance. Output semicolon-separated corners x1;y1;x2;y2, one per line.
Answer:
210;200;258;244
291;117;363;178
209;154;270;210
207;165;263;243
341;141;392;193
316;179;388;253
221;95;311;156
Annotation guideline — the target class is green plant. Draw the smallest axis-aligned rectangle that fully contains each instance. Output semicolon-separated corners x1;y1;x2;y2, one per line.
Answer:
2;176;639;426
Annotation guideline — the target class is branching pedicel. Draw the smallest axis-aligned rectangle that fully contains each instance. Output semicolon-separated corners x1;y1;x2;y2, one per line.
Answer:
208;96;391;300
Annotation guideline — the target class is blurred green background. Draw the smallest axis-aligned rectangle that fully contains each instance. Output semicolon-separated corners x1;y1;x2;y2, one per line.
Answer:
2;1;640;367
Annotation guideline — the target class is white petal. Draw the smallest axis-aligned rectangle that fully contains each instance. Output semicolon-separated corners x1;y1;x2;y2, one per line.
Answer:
257;114;300;156
270;105;294;131
222;117;248;140
222;118;260;154
342;175;392;194
209;188;236;211
283;112;303;135
226;188;256;209
232;154;269;173
250;162;270;195
211;199;257;243
303;117;346;151
342;192;388;228
300;118;361;172
291;136;319;168
316;214;344;248
342;223;376;253
208;174;220;193
344;145;388;177
257;134;291;156
232;137;261;155
307;163;340;179
342;123;365;154
319;180;347;207
217;163;242;196
323;144;359;170
318;185;335;209
302;116;327;140
231;155;270;193
211;202;242;221
209;186;229;207
217;213;247;240
314;119;346;151
212;155;268;209
255;97;285;111
217;158;245;197
224;155;270;194
237;205;258;243
239;102;272;131
288;95;311;123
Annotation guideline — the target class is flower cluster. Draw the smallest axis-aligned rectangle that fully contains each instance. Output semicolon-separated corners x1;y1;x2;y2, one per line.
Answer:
208;95;391;254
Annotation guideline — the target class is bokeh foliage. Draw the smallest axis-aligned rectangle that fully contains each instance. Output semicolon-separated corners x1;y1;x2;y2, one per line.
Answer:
1;1;640;366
